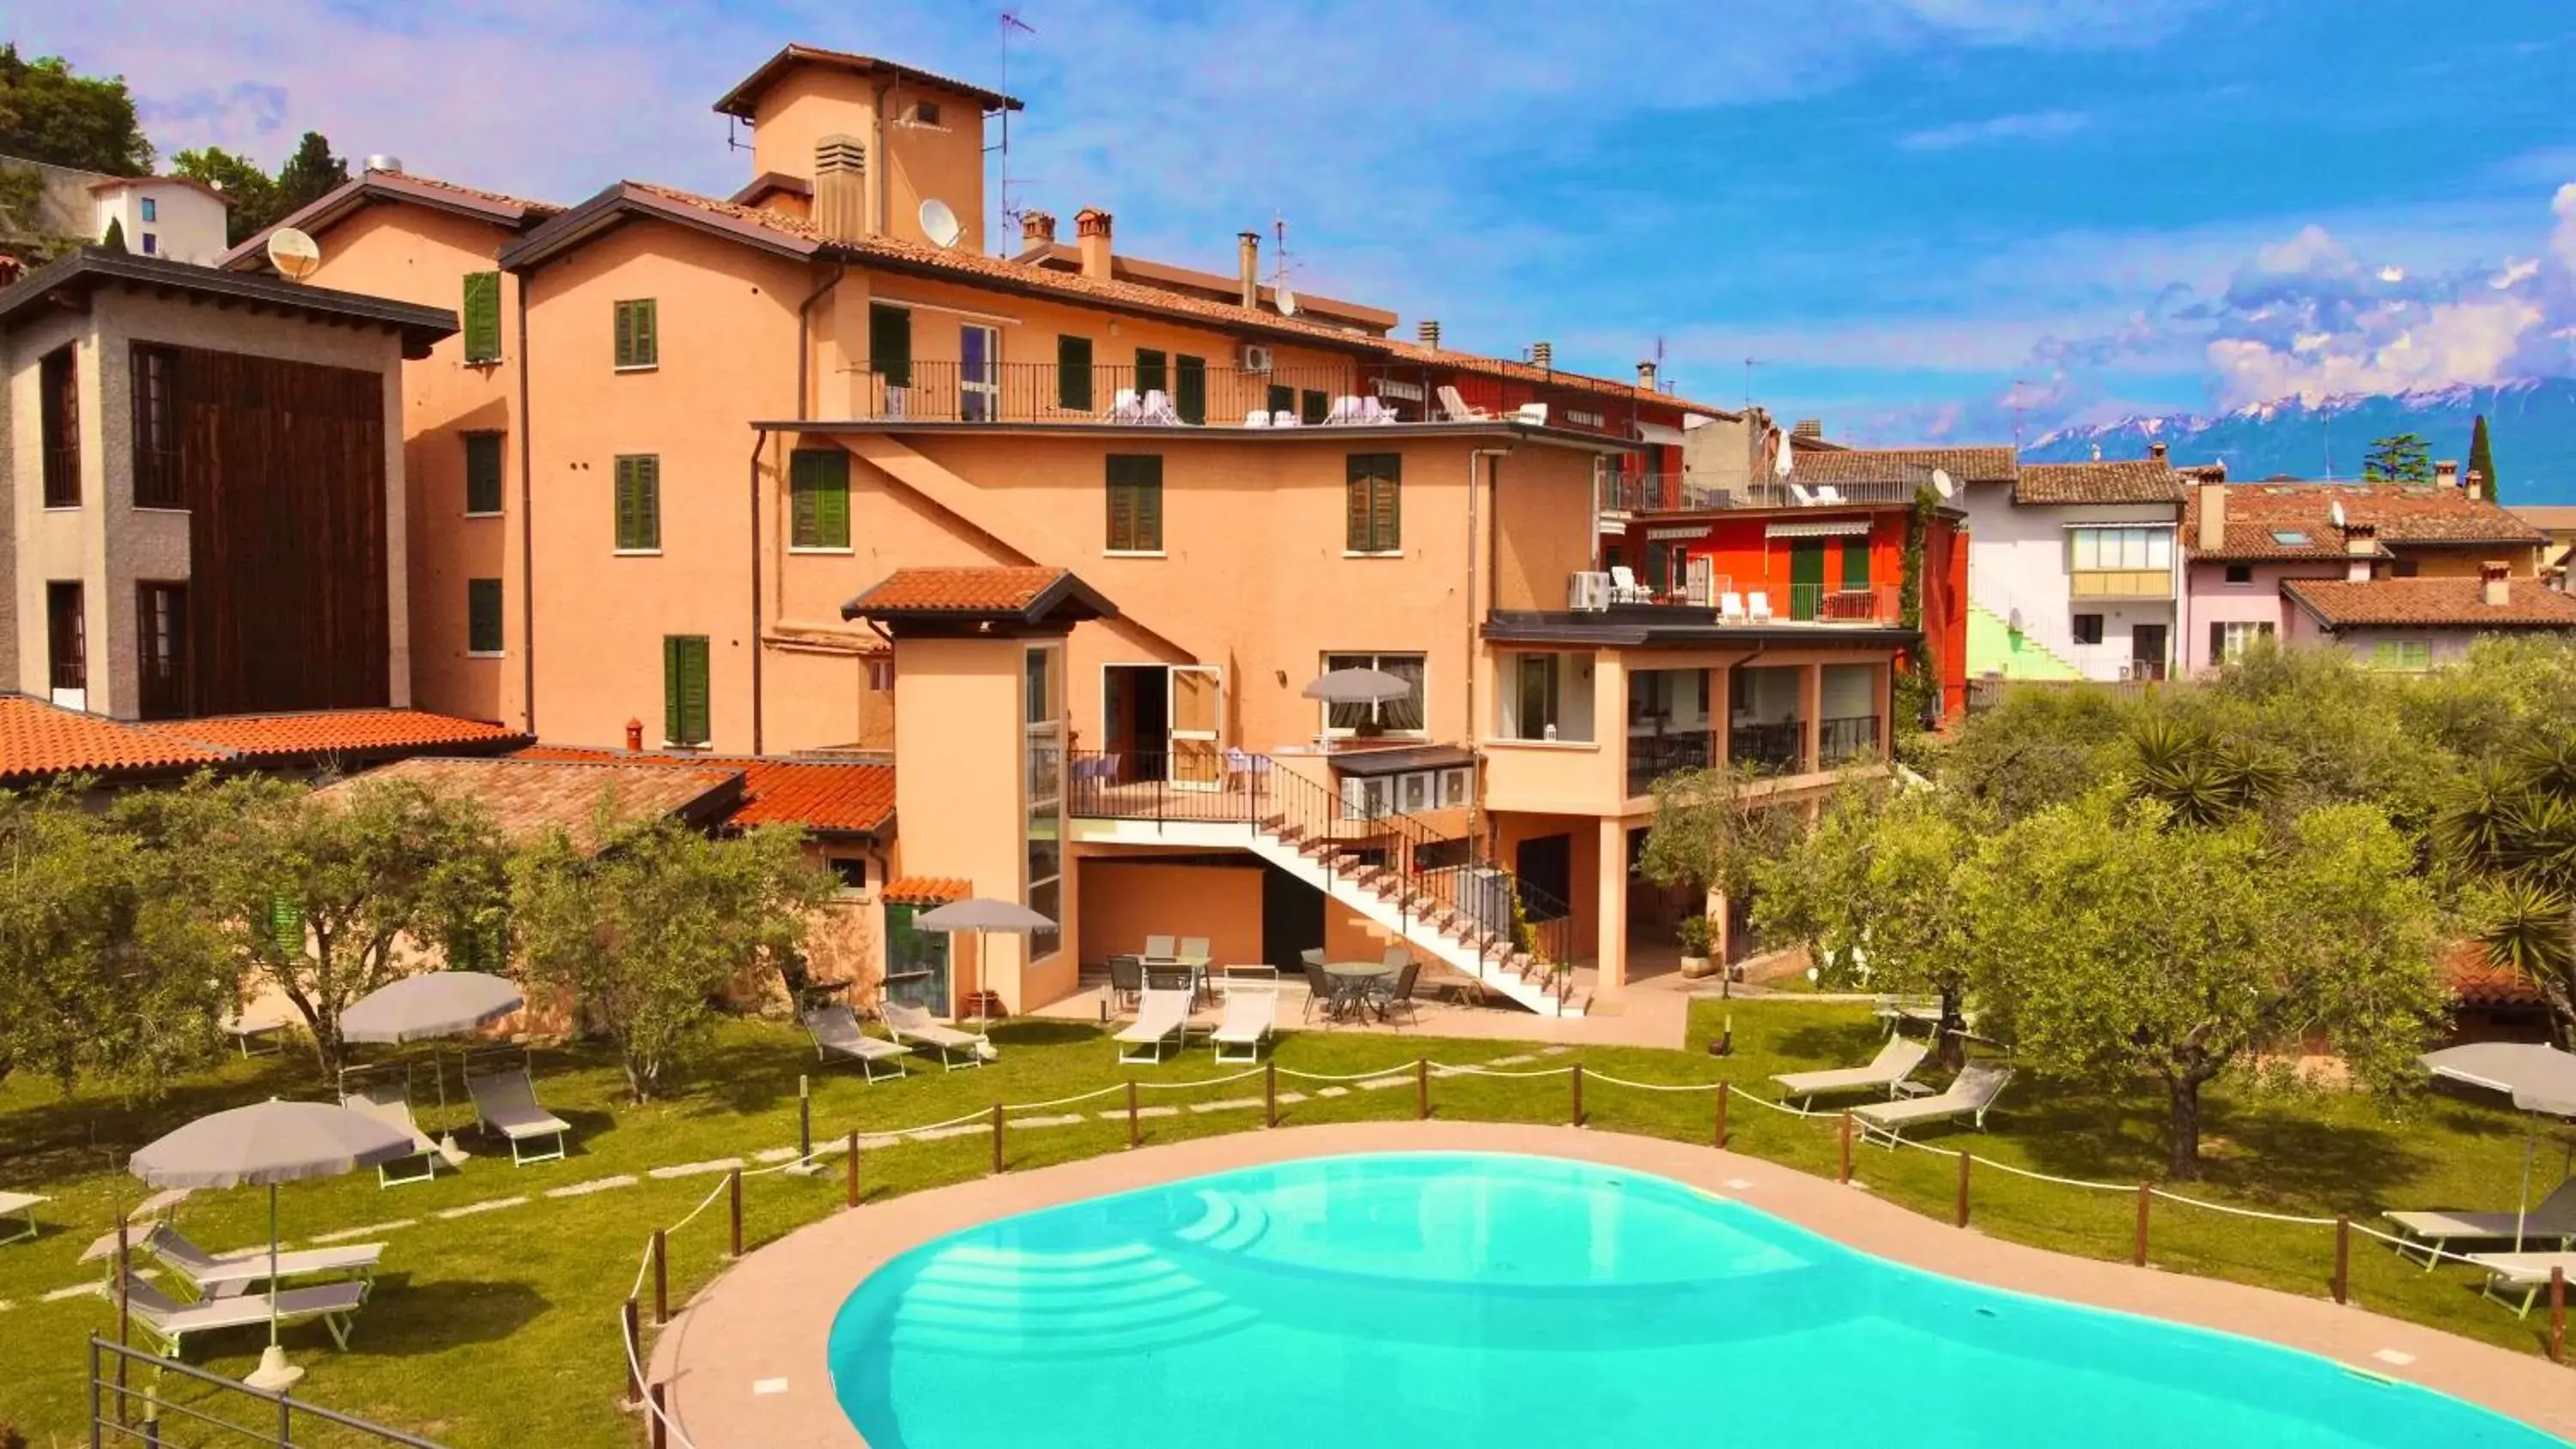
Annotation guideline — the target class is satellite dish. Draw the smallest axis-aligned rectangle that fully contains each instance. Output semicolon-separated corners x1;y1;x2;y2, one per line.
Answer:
1932;468;1955;500
2330;499;2348;529
266;227;322;281
1275;282;1299;318
918;198;963;250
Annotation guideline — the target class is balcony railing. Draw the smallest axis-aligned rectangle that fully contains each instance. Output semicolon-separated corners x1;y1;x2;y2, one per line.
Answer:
1729;720;1807;777
1626;731;1713;796
1598;476;1928;514
1786;584;1901;623
1566;573;1899;626
1820;714;1880;765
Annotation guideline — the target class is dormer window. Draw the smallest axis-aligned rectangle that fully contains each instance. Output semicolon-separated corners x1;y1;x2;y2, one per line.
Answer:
2270;530;2310;548
909;100;943;126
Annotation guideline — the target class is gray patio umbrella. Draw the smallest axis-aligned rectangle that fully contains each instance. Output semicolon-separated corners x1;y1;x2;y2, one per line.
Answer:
131;1099;414;1390
914;898;1056;1032
2421;1042;2576;1249
343;971;525;1158
1300;667;1413;704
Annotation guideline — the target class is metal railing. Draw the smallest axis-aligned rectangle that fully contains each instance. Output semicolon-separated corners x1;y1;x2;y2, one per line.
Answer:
849;361;1433;427
1728;720;1807;777
1625;731;1714;796
1820;714;1881;765
89;1334;447;1448
1786;583;1901;624
1598;476;1927;513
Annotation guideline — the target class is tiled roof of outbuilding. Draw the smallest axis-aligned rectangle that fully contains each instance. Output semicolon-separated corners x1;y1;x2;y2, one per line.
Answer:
0;696;223;783
517;747;895;834
2281;578;2576;629
883;876;971;905
2015;460;2186;506
148;710;527;763
2186;483;2545;560
1789;446;2020;488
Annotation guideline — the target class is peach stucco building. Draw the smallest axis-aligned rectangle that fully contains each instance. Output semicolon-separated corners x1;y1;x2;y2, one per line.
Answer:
216;42;1917;1017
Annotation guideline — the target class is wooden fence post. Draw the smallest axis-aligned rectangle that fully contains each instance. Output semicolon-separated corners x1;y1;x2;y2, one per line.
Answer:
1571;1064;1586;1128
1127;1080;1139;1149
846;1130;861;1209
726;1168;744;1258
649;1382;670;1449
1954;1151;1971;1228
2333;1215;2350;1306
1265;1062;1278;1129
623;1297;642;1405
1714;1082;1729;1149
1838;1112;1854;1185
1417;1058;1431;1120
652;1228;669;1325
2133;1184;2152;1268
991;1102;1006;1175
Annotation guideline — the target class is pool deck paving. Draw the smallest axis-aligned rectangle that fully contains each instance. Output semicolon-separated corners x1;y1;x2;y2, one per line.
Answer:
648;1120;2576;1448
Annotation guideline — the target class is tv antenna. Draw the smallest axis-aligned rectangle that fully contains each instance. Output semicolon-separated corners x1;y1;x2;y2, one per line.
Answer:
1742;357;1761;409
1271;215;1300;316
2008;378;2036;447
993;10;1037;248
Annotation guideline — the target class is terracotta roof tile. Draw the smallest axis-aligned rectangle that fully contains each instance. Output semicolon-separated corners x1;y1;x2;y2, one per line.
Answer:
319;756;739;852
0;696;223;784
847;566;1071;613
1377;338;1735;420
2186;483;2545;561
517;746;894;834
144;710;528;763
1789;446;2020;488
2015;459;2187;506
883;876;971;905
2281;578;2576;629
712;44;1023;118
2442;941;2548;1009
367;169;562;217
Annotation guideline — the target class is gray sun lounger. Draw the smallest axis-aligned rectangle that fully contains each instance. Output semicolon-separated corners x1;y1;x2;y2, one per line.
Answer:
0;1191;44;1246
339;1082;445;1186
1771;1036;1930;1110
1116;988;1193;1064
2467;1251;2576;1317
884;1001;990;1070
117;1272;368;1358
1212;988;1275;1064
140;1224;383;1300
2385;1177;2576;1270
805;1005;911;1083
465;1066;572;1165
1853;1064;2013;1145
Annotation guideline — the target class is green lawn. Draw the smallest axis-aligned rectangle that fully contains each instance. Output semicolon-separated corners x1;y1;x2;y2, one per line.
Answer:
0;1002;2562;1446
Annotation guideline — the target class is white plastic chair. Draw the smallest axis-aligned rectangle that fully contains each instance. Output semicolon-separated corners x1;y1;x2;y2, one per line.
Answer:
1720;591;1748;622
1243;409;1270;427
1437;385;1490;421
1140;391;1181;425
1748;591;1775;622
1103;388;1145;423
1816;485;1844;503
1788;483;1816;506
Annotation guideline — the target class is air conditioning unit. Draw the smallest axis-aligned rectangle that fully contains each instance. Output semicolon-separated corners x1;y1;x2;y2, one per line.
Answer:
1239;343;1275;373
1568;572;1612;612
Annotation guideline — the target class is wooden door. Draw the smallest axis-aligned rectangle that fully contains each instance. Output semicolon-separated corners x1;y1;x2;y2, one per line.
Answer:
1169;665;1223;791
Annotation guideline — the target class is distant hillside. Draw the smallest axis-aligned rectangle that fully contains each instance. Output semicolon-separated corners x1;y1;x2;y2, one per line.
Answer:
2025;379;2576;504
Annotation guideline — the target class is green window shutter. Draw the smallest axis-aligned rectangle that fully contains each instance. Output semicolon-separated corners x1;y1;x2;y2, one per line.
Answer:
664;635;710;745
1301;389;1328;426
1135;457;1163;550
615;456;660;550
461;272;501;362
1105;458;1135;550
663;636;683;742
1841;538;1870;591
270;895;304;960
467;579;503;653
870;304;912;387
1348;454;1400;551
1057;336;1094;410
1106;455;1161;551
1174;355;1206;424
614;300;658;368
464;433;504;514
1346;470;1371;553
791;449;849;549
1267;384;1294;418
1135;349;1168;398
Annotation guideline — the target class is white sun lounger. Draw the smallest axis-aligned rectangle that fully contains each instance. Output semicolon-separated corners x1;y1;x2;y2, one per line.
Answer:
140;1224;383;1300
1771;1036;1929;1111
2385;1177;2576;1270
465;1065;571;1165
2467;1251;2576;1317
1437;385;1491;422
1853;1064;2013;1145
884;1001;990;1070
1117;988;1193;1064
339;1082;444;1186
0;1191;44;1246
804;1004;911;1083
1212;988;1275;1064
118;1273;368;1358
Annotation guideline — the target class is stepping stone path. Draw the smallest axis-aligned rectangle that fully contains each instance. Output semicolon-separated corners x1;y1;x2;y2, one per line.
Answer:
545;1176;637;1200
434;1196;528;1221
647;1158;744;1180
313;1220;414;1242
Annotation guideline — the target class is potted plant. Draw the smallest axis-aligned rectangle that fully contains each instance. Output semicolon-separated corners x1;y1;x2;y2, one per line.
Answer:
1676;913;1716;979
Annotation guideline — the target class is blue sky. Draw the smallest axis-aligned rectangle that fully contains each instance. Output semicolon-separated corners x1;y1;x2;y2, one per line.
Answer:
22;0;2576;442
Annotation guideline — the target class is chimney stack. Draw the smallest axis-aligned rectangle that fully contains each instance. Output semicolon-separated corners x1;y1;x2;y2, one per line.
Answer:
1417;318;1442;349
1531;341;1553;371
813;136;869;239
624;718;644;752
2344;522;2379;582
1021;209;1057;247
1237;230;1260;311
2483;560;2511;607
1792;418;1823;440
2197;480;2228;553
2436;459;2460;491
2148;440;2169;464
2467;469;2487;502
1637;361;1658;391
1075;208;1114;281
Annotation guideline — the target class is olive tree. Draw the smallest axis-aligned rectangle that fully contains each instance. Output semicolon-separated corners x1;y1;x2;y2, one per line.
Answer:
1637;761;1801;948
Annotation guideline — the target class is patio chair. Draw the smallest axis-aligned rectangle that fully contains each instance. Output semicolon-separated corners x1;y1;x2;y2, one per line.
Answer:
1140;390;1182;425
465;1062;573;1166
137;1224;384;1300
1272;410;1300;427
1747;591;1775;622
1145;934;1178;960
1512;402;1548;427
1212;987;1277;1063
1815;485;1844;503
1117;987;1193;1064
884;1001;991;1070
1369;960;1425;1028
1300;948;1326;967
1244;409;1272;427
0;1191;44;1246
1103;388;1145;423
2467;1252;2576;1317
1852;1063;2013;1145
1608;566;1650;604
1437;385;1492;422
1720;591;1749;622
1789;483;1817;506
1301;960;1338;1023
1771;1035;1929;1111
2385;1177;2576;1270
117;1272;368;1360
1324;395;1366;425
1179;936;1212;961
337;1080;444;1186
1106;955;1145;1013
1361;397;1401;424
804;1005;911;1084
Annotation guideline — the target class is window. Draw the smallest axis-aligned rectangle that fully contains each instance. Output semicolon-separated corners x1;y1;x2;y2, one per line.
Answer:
140;233;157;255
911;100;943;126
464;432;505;515
1502;652;1593;743
1134;348;1168;399
1174;354;1206;425
1301;389;1328;426
39;344;77;507
2223;563;2253;585
790;449;851;549
2069;525;2173;571
1628;667;1710;730
1024;644;1065;960
828;856;871;894
1056;335;1094;410
136;581;187;720
663;634;711;746
1840;537;1871;591
613;455;660;551
868;303;910;388
2071;614;2105;646
1346;453;1401;553
461;271;502;363
2369;640;2433;671
467;579;504;655
141;197;157;222
2269;530;2311;548
46;582;85;693
1267;383;1294;419
1105;454;1163;552
2209;619;2275;664
612;299;658;369
131;344;182;508
960;324;999;421
866;657;896;691
1321;652;1426;736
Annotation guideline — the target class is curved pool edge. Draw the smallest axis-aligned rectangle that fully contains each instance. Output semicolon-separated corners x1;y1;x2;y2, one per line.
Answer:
651;1121;2576;1448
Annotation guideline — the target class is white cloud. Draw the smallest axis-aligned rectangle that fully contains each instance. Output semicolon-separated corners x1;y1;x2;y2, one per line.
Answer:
1898;108;2092;151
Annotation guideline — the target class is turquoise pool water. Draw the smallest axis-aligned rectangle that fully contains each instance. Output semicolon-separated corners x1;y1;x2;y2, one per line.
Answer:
827;1152;2563;1447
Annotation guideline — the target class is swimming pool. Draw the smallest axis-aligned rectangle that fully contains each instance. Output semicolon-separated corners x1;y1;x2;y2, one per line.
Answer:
827;1151;2562;1447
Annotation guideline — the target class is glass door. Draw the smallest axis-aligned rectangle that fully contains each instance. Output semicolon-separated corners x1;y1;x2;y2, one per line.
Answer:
961;324;999;422
1169;665;1224;791
884;903;951;1013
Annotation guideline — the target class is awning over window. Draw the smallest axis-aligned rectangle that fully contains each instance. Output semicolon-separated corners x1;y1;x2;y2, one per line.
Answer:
1763;520;1874;538
1637;421;1688;446
1643;525;1707;543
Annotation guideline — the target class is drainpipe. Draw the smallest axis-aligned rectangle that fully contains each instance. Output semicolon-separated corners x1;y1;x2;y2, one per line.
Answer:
514;268;538;736
797;264;846;419
1465;445;1514;840
872;82;894;237
748;427;769;755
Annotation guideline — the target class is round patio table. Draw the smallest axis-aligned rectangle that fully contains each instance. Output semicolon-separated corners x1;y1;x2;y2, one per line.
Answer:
1322;961;1394;1022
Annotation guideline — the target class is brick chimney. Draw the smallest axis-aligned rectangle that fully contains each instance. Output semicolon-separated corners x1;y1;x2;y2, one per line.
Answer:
812;136;869;239
1417;318;1442;349
2436;459;2459;490
1075;208;1113;281
2483;560;2511;607
1792;418;1823;440
1237;230;1260;310
1637;361;1658;390
2196;480;2228;552
2148;440;2169;464
1021;209;1057;247
624;718;645;752
2344;522;2379;582
2466;469;2488;502
1531;340;1553;371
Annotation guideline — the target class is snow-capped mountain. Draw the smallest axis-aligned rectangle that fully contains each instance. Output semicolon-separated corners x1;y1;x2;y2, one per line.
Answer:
2024;379;2576;503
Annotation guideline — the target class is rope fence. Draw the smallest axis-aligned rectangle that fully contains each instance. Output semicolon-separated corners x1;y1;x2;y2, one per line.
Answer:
616;1053;2573;1447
